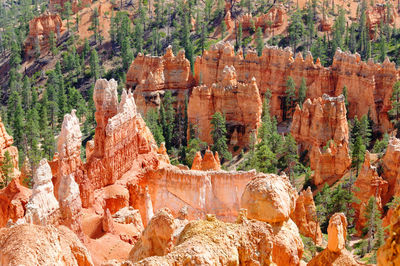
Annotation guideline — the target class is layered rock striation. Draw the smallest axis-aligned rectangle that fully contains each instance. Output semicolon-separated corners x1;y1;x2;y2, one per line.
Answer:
353;151;388;234
24;12;65;58
308;213;359;266
194;42;397;131
127;46;193;115
188;65;262;149
291;94;351;186
290;187;323;245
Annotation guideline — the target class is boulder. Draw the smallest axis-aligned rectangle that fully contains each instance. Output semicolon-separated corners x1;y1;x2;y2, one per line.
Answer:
0;224;93;265
241;174;297;223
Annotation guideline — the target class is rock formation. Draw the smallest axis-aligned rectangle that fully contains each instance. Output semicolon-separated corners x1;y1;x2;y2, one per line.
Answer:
241;174;304;265
188;65;262;149
382;136;400;204
241;174;297;223
290;187;323;245
126;46;193;115
0;178;31;227
133;165;260;224
191;148;221;171
86;79;158;191
308;213;359;266
291;95;351;186
377;203;400;265
0;224;93;265
366;4;395;36
129;210;275;265
0;116;20;185
194;42;396;131
24;159;60;225
235;5;286;32
24;12;65;58
353;151;388;234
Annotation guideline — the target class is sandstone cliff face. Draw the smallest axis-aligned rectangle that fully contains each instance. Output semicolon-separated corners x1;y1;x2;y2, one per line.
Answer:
378;203;400;265
291;95;351;186
382;137;400;204
188;65;262;149
353;151;388;234
194;42;397;131
0;224;93;266
133;165;260;224
24;12;64;58
49;0;92;13
308;213;359;266
290;187;323;245
127;46;193;115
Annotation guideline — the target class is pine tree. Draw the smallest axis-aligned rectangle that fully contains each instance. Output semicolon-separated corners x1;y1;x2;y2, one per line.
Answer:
0;151;14;188
211;112;232;161
332;8;346;52
90;49;100;80
145;108;165;145
121;36;134;70
49;31;56;56
256;27;264;56
298;77;307;107
359;115;372;148
64;1;73;32
352;135;366;177
90;8;100;44
342;86;349;114
11;92;24;149
160;91;176;150
364;196;382;252
285;76;297;118
236;22;243;51
288;9;304;53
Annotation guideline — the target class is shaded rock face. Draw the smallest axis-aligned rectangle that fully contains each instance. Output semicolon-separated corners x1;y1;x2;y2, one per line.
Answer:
0;224;93;266
188;65;262;149
382;137;400;204
130;209;275;265
290;187;323;245
353;151;388;234
24;12;64;58
194;42;396;131
126;46;193;116
308;213;359;266
0;178;31;227
291;95;351;186
191;148;221;171
378;203;400;265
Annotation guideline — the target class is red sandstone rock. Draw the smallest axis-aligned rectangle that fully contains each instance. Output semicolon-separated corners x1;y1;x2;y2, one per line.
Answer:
378;203;400;265
0;224;93;265
188;65;262;149
156;143;170;164
102;209;115;234
194;43;396;132
290;187;323;245
235;5;286;32
291;95;351;186
0;178;31;227
352;151;388;234
127;46;193;115
366;4;395;37
308;213;359;266
24;12;65;57
190;148;221;171
49;0;92;13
